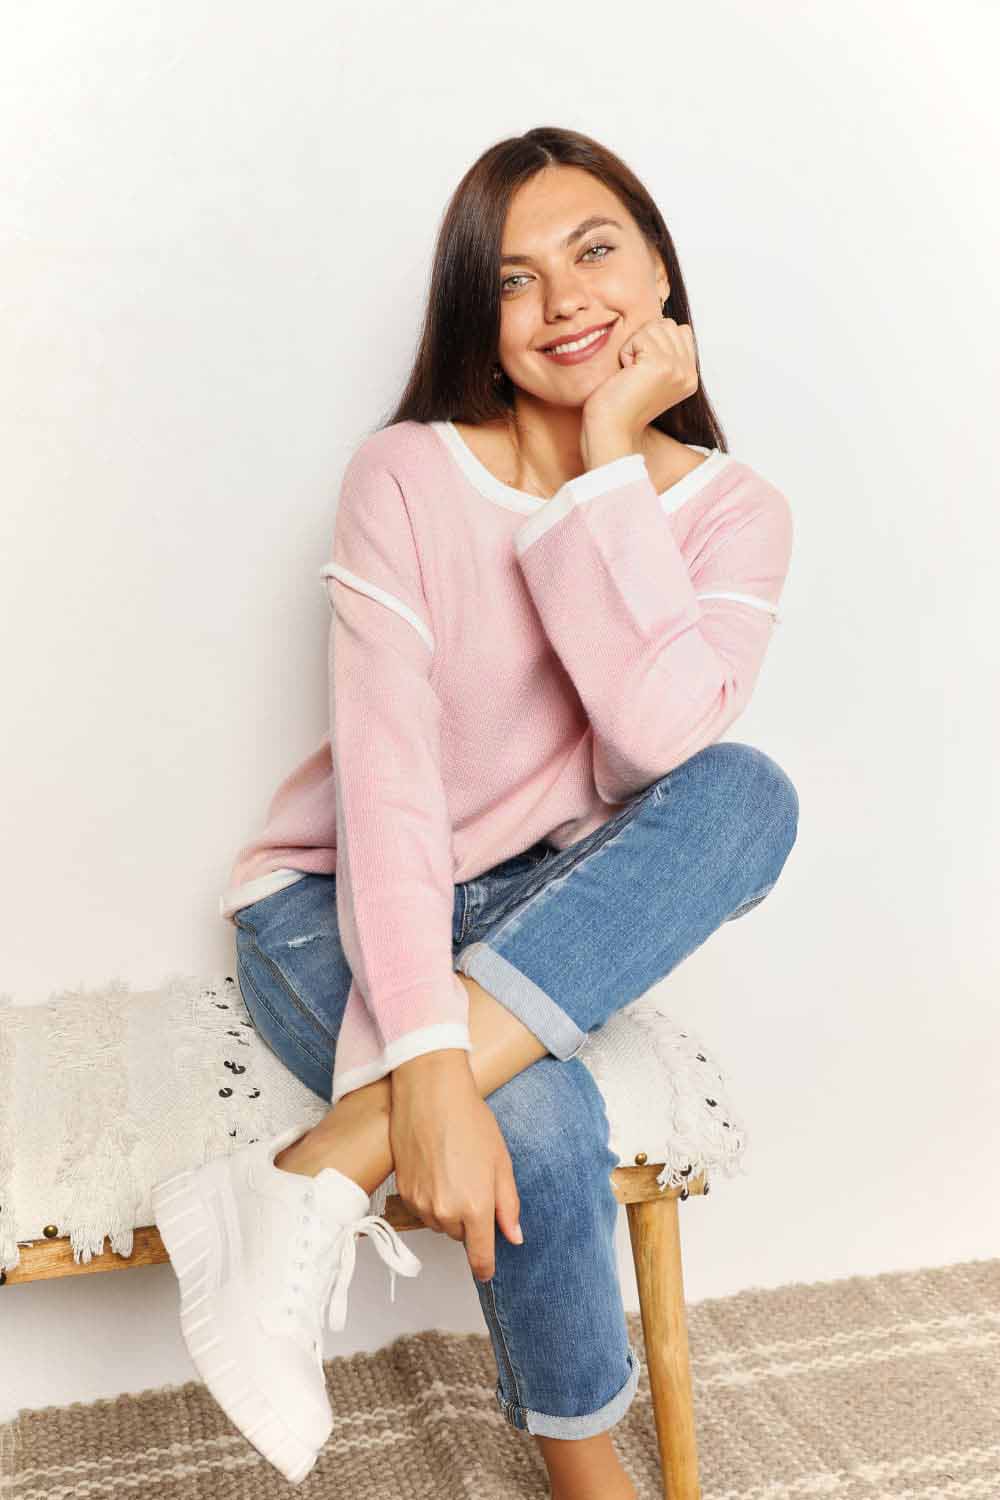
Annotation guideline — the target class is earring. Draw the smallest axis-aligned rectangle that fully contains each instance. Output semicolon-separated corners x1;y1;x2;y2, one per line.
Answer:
492;364;504;383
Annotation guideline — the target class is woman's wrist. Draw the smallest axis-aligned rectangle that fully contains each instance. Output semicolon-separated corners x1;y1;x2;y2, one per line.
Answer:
579;422;641;473
391;1048;471;1090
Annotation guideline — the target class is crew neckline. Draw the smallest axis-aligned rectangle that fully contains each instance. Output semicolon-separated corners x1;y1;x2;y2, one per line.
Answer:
430;418;728;516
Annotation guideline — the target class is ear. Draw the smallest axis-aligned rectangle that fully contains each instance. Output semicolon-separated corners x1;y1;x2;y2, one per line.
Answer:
647;242;670;305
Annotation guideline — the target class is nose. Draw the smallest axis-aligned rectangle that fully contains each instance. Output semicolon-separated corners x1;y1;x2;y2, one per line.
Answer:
543;275;590;324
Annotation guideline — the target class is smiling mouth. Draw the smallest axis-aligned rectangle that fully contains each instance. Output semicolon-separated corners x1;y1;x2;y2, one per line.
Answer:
539;319;617;353
539;319;618;363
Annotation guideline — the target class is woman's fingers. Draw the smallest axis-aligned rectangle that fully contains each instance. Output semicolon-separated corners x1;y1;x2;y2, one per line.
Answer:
463;1201;498;1282
494;1155;523;1247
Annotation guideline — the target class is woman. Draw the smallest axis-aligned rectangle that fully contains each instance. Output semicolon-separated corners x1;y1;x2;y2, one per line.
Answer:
154;125;798;1498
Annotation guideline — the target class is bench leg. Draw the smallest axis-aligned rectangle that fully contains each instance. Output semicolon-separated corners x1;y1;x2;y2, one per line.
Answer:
626;1194;701;1500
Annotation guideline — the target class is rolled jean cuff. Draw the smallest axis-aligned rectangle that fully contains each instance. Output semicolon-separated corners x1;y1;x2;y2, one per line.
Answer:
500;1344;641;1438
455;942;588;1060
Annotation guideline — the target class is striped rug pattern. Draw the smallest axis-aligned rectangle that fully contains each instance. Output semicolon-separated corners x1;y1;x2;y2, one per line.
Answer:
2;1256;997;1498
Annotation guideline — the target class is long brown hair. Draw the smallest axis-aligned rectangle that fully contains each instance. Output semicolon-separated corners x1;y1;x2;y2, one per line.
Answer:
377;125;727;452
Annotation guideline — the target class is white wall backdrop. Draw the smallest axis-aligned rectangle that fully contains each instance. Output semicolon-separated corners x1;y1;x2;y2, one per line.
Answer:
3;0;998;1421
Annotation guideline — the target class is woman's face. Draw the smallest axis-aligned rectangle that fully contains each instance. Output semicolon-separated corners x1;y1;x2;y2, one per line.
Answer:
496;164;669;407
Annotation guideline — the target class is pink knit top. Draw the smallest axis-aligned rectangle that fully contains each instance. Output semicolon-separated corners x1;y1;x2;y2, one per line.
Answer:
220;418;793;1105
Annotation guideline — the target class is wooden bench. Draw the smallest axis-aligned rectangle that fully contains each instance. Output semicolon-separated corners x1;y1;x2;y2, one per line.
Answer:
1;974;746;1500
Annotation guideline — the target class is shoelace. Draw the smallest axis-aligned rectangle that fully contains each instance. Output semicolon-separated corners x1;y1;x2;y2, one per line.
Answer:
323;1212;424;1331
285;1188;423;1336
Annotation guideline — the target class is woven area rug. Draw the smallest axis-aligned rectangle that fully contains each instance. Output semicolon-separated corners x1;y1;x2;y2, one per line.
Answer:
2;1258;997;1498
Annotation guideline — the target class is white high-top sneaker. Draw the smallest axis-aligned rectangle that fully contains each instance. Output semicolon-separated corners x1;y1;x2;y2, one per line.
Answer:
152;1123;422;1485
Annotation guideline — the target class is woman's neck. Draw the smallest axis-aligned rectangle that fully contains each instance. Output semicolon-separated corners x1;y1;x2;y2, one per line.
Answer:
454;413;694;501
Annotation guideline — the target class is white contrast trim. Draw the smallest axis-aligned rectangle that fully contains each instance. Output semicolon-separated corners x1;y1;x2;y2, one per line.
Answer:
320;563;435;653
561;451;648;503
330;1022;473;1105
513;447;737;555
513;454;648;554
430;420;545;514
696;589;783;623
219;867;307;922
433;418;730;522
657;448;735;515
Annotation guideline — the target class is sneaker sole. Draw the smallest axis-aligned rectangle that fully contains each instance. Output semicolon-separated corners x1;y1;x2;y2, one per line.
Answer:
153;1164;324;1486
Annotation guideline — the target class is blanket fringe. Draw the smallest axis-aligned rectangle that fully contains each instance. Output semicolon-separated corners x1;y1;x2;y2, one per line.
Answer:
579;998;750;1196
1;981;747;1272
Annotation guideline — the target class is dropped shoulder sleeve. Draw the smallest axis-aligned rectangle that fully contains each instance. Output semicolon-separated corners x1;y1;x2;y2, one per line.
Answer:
322;447;470;1105
512;451;793;805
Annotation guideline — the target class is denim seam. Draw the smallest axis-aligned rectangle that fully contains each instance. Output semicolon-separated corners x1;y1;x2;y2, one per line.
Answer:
236;949;332;1072
235;928;337;1046
458;880;472;946
466;779;666;955
481;1269;526;1418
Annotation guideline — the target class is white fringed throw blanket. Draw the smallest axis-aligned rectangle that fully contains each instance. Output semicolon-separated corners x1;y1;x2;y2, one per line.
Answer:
0;973;748;1273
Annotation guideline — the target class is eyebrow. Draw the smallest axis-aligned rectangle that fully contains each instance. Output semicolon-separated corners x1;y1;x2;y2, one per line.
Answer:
500;216;623;267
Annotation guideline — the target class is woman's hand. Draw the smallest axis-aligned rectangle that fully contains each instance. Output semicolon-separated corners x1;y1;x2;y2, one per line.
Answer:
580;316;699;465
388;1052;523;1282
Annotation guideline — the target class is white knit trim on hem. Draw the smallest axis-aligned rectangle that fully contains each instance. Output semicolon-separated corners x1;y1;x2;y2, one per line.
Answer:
330;1022;473;1106
512;448;734;555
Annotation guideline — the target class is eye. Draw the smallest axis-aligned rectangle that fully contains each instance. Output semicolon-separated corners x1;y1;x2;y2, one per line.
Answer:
501;241;617;294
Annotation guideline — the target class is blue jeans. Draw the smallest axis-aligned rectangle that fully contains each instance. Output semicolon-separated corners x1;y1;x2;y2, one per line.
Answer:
232;741;799;1438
